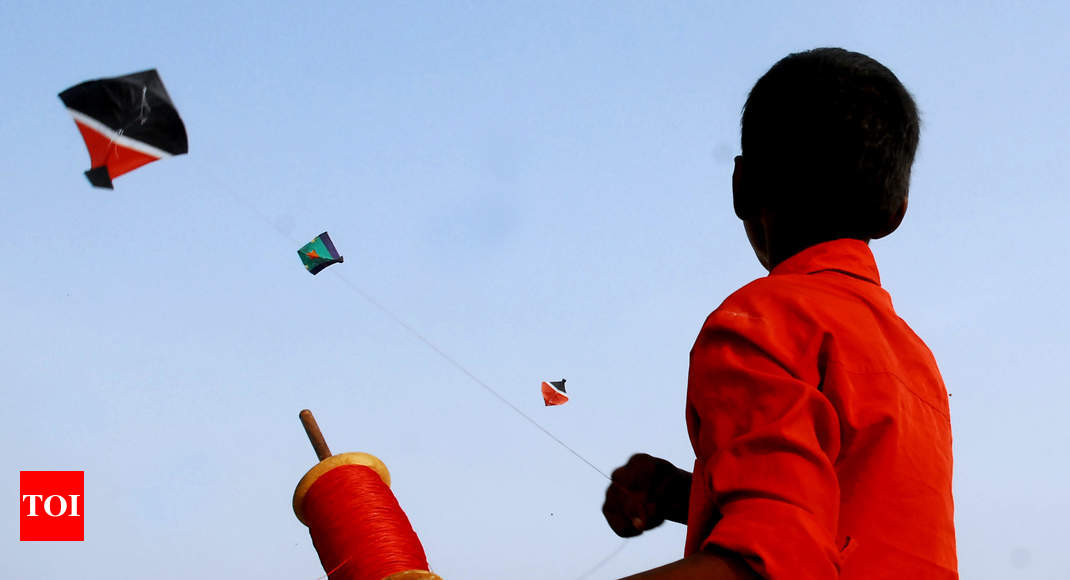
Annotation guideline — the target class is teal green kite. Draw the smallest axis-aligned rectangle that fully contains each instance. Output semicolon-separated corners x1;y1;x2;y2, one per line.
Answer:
298;232;344;275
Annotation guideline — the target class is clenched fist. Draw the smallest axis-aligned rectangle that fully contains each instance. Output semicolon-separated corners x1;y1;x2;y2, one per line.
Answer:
602;453;692;538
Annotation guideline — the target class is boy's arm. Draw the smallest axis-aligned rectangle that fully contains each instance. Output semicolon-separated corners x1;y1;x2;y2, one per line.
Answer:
618;548;760;580
685;309;843;579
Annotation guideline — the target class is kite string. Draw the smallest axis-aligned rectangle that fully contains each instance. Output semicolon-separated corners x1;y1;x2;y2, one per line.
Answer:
138;86;150;124
302;464;435;580
574;540;629;580
331;271;611;481
213;183;610;481
214;183;630;580
103;87;154;166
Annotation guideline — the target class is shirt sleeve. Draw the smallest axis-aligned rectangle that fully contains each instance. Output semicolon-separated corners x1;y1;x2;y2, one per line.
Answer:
687;305;843;579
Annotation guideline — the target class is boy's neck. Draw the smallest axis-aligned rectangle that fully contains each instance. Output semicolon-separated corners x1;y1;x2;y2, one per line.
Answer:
753;212;870;270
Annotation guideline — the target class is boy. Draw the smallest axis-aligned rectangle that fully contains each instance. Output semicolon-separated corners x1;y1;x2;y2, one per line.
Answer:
602;48;957;579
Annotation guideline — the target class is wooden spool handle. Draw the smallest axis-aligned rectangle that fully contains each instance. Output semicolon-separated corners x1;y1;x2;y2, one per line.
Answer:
294;409;392;523
299;409;332;461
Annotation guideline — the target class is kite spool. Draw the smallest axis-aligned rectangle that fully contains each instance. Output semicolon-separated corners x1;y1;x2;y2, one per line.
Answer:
294;410;442;580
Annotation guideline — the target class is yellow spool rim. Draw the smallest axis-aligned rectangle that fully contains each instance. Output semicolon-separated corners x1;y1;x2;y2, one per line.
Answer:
383;571;444;580
292;451;391;525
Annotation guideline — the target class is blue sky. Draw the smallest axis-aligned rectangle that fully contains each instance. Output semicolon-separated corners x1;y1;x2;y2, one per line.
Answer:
3;2;1069;578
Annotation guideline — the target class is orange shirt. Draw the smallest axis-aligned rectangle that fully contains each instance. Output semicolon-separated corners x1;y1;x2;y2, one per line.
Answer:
684;239;957;579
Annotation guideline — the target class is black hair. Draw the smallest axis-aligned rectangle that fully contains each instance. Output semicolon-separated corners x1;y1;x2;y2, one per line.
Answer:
740;47;920;239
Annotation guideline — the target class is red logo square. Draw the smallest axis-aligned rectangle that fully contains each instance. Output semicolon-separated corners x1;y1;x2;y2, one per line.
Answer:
20;471;84;541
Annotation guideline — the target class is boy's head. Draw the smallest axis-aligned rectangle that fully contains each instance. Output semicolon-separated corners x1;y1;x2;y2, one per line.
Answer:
734;48;919;268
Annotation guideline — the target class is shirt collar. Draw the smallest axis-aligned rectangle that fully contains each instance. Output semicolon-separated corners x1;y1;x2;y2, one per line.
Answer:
769;238;881;286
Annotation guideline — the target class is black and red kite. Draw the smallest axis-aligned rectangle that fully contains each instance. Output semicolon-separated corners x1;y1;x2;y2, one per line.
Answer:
59;69;187;189
541;379;568;406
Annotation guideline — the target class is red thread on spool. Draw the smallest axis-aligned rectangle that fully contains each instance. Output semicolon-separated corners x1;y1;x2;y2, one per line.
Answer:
302;464;430;580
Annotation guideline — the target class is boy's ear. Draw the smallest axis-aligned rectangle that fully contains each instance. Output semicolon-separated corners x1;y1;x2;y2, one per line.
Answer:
872;197;908;239
732;155;759;220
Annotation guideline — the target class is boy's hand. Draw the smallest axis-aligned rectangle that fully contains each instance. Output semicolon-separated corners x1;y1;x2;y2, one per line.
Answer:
602;453;692;537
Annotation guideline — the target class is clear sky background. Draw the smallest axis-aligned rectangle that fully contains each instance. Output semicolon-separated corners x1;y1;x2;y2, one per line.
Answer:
3;1;1068;578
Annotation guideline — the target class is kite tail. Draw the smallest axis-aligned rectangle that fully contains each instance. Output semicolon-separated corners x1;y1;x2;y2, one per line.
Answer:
84;166;114;189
